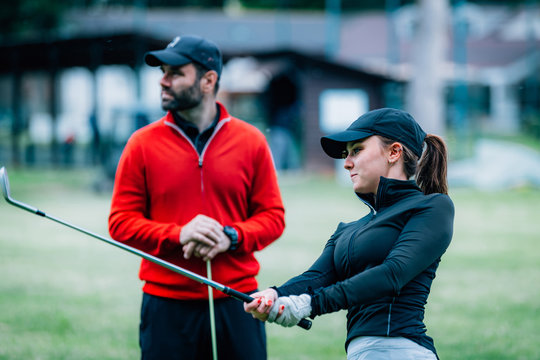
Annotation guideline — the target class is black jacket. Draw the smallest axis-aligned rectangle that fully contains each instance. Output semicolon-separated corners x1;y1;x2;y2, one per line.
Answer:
276;177;454;355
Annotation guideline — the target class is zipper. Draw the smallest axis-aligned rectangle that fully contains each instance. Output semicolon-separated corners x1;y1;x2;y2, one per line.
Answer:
367;202;377;216
386;296;396;336
164;120;199;153
164;117;230;167
198;118;229;167
359;197;377;216
198;119;229;198
165;117;231;197
356;189;378;216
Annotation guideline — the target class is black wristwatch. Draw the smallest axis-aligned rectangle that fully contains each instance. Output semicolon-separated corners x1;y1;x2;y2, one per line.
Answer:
223;226;239;251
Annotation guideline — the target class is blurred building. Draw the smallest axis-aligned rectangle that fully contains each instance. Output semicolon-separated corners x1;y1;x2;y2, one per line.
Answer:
0;3;538;173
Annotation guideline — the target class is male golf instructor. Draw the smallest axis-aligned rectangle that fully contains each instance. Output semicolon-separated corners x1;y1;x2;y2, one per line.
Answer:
109;35;285;359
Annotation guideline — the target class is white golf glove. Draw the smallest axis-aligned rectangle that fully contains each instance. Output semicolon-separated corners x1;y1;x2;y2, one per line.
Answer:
267;294;312;327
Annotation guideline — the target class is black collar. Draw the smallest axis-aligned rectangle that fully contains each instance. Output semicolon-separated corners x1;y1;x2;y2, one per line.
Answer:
356;177;422;212
172;107;221;136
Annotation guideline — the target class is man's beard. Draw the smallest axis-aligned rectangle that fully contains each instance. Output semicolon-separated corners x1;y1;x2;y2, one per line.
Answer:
161;82;202;111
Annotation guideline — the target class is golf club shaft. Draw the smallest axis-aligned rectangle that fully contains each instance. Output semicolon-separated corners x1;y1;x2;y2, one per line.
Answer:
40;209;230;293
207;261;218;360
36;208;311;329
0;168;311;329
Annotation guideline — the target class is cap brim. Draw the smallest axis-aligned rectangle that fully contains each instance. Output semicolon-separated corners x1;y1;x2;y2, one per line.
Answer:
144;49;192;67
320;130;373;159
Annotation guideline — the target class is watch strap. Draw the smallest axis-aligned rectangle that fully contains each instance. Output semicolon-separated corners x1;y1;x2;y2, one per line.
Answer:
224;226;239;251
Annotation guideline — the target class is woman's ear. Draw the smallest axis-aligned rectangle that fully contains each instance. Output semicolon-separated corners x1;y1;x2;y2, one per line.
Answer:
388;142;403;165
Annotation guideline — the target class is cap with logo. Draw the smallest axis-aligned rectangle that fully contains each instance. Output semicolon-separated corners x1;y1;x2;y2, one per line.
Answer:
320;108;427;159
144;35;223;78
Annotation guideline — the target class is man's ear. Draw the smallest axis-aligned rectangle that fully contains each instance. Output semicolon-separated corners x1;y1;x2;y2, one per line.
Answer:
200;71;218;94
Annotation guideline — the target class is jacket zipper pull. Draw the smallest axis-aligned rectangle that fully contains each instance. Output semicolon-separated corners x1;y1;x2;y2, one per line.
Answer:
199;157;203;167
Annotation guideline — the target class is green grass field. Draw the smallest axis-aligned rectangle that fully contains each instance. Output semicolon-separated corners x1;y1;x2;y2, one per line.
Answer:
0;168;539;359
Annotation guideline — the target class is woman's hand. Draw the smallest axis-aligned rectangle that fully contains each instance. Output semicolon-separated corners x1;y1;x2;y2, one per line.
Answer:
268;294;312;327
243;288;280;321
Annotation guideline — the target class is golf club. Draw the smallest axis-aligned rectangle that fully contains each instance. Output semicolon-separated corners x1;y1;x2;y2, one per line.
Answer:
0;166;312;330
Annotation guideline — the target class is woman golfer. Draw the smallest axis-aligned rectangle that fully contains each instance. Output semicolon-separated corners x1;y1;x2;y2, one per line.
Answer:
245;108;454;360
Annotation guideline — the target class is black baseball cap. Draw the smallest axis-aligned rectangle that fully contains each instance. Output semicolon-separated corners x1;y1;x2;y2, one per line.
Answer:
144;35;222;77
321;108;427;159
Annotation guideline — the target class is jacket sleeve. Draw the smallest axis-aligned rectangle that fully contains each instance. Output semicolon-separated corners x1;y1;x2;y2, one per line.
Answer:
108;136;181;257
310;194;455;316
232;140;285;253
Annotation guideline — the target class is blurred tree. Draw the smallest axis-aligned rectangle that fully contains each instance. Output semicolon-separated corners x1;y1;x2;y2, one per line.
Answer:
0;0;70;38
238;0;531;10
132;0;225;6
238;0;415;10
0;0;533;40
406;0;449;136
0;0;226;38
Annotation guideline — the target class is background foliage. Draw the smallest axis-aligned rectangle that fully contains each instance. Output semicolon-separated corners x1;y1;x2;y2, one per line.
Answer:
0;0;536;39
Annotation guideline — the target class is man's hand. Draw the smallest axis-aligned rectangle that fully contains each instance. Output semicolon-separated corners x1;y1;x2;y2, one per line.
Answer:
191;237;231;261
180;215;230;261
243;288;279;321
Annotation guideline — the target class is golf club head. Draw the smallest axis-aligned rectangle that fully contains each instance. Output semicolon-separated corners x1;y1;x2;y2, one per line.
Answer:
0;166;10;202
0;166;41;214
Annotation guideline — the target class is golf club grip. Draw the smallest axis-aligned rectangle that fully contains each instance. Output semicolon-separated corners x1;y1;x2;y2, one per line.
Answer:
224;287;312;330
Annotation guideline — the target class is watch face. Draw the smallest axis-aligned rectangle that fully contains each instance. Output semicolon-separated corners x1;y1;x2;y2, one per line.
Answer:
225;226;237;240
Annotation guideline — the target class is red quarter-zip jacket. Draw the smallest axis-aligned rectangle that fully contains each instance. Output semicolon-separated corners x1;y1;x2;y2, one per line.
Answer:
109;102;285;300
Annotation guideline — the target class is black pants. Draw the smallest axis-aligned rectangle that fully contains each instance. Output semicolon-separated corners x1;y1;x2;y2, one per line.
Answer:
140;293;267;360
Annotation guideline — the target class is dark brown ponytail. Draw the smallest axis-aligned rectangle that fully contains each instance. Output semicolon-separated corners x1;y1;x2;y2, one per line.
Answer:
379;134;449;195
416;134;448;195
